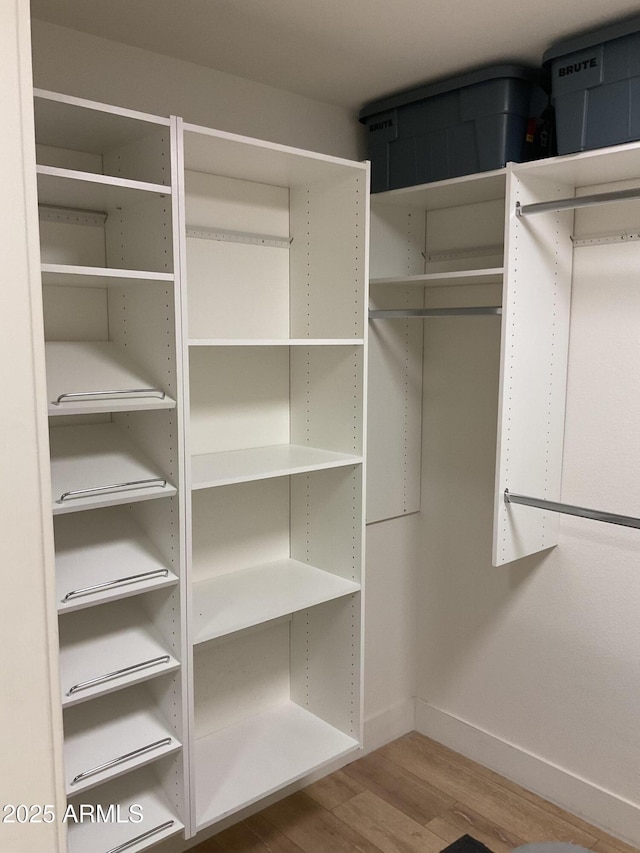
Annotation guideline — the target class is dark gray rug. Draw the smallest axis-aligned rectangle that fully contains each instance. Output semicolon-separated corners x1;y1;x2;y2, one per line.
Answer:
440;835;495;853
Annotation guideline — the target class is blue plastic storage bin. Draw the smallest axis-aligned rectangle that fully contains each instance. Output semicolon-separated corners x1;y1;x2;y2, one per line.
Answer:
359;64;548;193
544;15;640;154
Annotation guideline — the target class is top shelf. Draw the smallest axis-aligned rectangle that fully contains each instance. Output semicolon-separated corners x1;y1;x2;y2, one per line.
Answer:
182;122;368;188
34;89;169;155
371;168;506;211
512;139;640;190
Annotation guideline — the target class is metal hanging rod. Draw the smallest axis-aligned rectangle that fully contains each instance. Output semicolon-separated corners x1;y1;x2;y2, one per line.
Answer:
55;388;166;404
66;655;171;696
186;224;292;249
70;738;173;786
369;306;502;320
62;568;170;603
504;489;640;530
106;822;176;853
58;478;167;503
516;186;640;218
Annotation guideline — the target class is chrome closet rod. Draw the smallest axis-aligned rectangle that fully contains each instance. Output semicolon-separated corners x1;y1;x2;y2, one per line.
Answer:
369;307;502;319
504;490;640;530
66;655;171;696
58;478;167;503
106;821;175;853
62;568;170;603
55;388;166;403
516;186;640;218
70;738;173;786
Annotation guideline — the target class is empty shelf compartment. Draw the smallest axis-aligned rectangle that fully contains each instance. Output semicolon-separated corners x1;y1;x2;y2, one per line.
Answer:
66;766;183;853
46;342;176;415
193;559;361;643
55;507;178;613
50;423;176;514
63;686;181;795
192;444;362;489
58;598;180;707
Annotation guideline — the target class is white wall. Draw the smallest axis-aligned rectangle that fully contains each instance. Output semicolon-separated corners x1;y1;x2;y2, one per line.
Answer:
30;21;363;160
415;255;640;844
0;4;66;852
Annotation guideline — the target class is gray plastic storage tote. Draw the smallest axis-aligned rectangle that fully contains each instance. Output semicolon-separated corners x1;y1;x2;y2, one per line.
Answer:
359;64;550;193
544;15;640;154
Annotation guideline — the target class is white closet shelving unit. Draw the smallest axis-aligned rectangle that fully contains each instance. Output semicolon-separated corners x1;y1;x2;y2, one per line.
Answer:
368;169;507;524
34;89;187;852
177;121;368;832
495;141;640;564
369;141;640;565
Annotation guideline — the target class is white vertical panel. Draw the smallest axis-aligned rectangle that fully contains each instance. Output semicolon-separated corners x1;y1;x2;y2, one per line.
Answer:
425;198;505;256
289;170;366;339
186;240;290;339
290;466;363;583
188;346;290;455
170;115;191;832
290;595;362;741
36;143;102;172
105;194;174;273
130;497;181;574
38;217;106;266
191;479;290;581
193;624;290;738
290;346;364;455
42;284;109;341
367;284;423;523
112;410;178;485
108;281;177;397
493;170;574;565
369;203;425;278
184;170;289;234
367;202;424;523
103;129;172;186
184;169;290;340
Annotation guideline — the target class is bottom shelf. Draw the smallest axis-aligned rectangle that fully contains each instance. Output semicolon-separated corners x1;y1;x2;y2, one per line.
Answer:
66;767;183;853
195;701;359;830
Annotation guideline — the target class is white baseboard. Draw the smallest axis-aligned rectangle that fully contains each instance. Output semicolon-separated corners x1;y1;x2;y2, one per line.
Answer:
415;699;640;849
363;698;416;754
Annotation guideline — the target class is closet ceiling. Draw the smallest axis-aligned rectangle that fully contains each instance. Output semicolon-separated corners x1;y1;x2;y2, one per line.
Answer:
30;0;640;109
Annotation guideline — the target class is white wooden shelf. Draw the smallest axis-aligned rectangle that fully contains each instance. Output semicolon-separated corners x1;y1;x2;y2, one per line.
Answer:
46;342;176;415
63;687;181;795
50;424;176;514
41;264;174;289
191;444;362;490
34;88;170;156
58;599;180;708
55;509;178;613
370;267;504;288
67;767;183;853
372;167;506;210
183;122;368;188
193;559;360;644
188;338;364;347
36;165;171;211
195;701;359;829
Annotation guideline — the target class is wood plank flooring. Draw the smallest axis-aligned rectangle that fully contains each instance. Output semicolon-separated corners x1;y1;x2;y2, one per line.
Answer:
191;732;639;853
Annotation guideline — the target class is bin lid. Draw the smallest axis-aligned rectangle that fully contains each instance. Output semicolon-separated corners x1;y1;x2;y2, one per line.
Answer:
359;64;542;122
543;14;640;64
